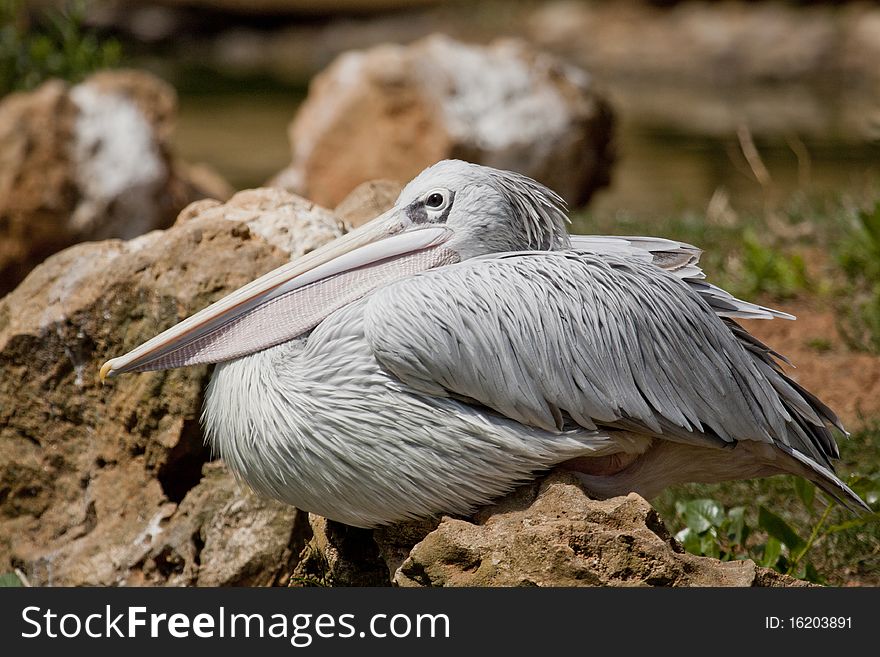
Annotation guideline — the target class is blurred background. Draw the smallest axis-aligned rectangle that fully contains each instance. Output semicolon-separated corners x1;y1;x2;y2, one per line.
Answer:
8;0;880;217
2;0;880;586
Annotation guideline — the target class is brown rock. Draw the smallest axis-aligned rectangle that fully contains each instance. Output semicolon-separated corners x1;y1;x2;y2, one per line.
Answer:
0;81;78;298
79;461;302;587
373;517;440;580
394;472;808;587
273;35;614;208
0;188;339;586
529;2;839;87
0;69;232;297
290;515;389;587
181;463;301;587
334;179;403;230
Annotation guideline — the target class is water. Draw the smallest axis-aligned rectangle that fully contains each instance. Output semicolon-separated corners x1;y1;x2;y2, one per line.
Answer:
174;92;298;190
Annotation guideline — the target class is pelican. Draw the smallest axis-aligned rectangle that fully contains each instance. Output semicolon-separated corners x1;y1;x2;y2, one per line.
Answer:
101;160;868;527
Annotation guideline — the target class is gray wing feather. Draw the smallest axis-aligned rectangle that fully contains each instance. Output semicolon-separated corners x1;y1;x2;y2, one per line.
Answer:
570;235;793;320
363;251;838;467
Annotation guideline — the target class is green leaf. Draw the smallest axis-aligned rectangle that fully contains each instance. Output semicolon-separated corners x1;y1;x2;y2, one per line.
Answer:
0;0;123;95
699;530;721;559
684;499;725;534
0;572;23;587
758;506;806;551
760;537;783;569
725;506;747;546
674;500;688;518
804;562;824;584
675;527;703;555
793;477;815;512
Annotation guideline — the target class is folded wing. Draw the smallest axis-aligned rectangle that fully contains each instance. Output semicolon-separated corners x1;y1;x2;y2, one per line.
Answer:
363;250;866;511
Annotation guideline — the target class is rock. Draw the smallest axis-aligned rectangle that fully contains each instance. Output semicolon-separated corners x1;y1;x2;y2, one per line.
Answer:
0;69;233;296
176;463;301;587
172;187;338;256
273;34;614;208
83;69;177;141
334;179;402;230
393;473;808;587
0;187;339;586
100;462;302;587
373;517;440;580
289;515;389;587
0;81;76;300
529;2;831;87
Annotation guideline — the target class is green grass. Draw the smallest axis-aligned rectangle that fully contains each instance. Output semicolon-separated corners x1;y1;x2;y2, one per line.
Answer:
0;571;24;587
834;201;880;353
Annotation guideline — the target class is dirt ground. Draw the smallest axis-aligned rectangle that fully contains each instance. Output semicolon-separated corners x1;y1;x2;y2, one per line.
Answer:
741;302;880;429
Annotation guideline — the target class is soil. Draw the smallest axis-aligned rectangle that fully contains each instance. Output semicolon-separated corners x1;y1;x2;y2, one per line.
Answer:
741;301;880;430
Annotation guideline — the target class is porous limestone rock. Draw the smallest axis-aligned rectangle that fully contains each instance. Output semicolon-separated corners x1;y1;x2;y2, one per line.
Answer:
393;473;809;587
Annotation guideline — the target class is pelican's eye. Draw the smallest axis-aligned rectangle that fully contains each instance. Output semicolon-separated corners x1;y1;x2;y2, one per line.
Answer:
417;188;453;223
425;192;445;209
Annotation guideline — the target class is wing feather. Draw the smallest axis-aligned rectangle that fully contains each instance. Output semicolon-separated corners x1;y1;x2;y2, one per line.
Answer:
363;251;839;467
570;235;794;320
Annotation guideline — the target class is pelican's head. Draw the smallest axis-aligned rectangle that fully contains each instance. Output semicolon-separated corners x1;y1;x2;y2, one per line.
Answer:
394;160;570;259
100;160;570;379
